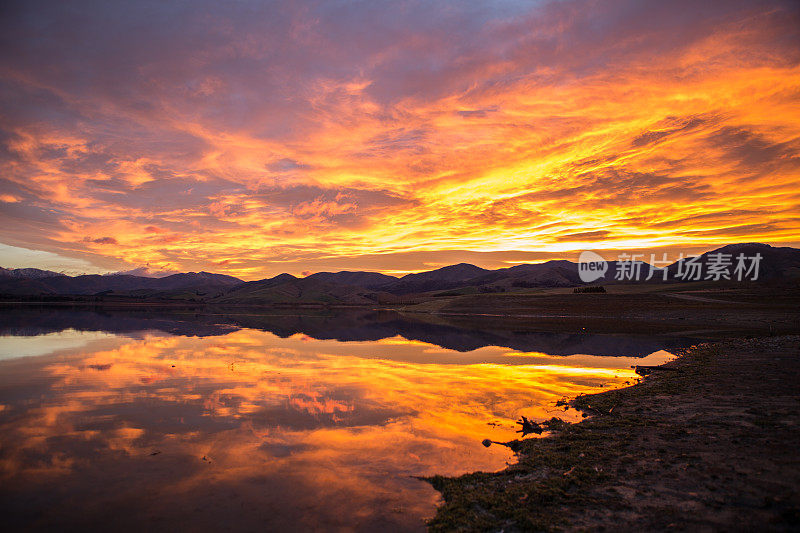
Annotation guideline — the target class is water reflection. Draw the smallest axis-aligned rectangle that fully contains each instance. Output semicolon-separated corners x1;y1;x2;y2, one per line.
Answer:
0;308;689;531
0;305;697;357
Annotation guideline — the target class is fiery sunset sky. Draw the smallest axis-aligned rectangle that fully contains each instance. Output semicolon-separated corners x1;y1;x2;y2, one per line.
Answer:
1;0;799;279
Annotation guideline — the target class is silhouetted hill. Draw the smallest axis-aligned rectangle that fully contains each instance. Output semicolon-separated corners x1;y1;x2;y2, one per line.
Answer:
0;267;66;279
665;243;800;282
0;271;244;297
383;263;490;294
306;271;397;289
149;271;243;292
468;260;583;288
212;275;396;305
402;262;488;282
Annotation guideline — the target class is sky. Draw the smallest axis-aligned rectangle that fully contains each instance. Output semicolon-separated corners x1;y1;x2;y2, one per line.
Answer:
0;0;798;279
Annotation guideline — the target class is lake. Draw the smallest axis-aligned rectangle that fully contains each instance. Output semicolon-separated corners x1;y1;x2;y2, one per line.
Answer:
0;306;696;531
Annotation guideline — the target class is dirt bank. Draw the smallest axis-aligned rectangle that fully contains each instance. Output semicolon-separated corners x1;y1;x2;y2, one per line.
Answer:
426;336;800;531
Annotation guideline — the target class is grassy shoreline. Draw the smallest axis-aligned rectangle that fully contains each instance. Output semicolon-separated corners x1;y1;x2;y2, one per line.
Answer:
426;336;800;531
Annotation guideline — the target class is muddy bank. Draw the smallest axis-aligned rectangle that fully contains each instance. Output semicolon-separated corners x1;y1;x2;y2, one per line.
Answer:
426;336;800;531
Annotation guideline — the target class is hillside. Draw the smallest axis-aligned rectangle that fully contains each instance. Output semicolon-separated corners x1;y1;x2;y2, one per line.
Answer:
0;271;243;298
305;271;398;289
211;274;396;305
0;267;66;280
2;243;798;304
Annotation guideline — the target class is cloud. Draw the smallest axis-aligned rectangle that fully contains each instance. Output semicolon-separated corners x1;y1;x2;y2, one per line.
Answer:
0;0;798;278
631;115;717;148
265;158;312;172
85;236;118;245
554;230;613;242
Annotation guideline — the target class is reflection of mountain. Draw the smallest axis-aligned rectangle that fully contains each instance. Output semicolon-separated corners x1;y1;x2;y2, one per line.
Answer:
0;306;239;338
0;306;697;357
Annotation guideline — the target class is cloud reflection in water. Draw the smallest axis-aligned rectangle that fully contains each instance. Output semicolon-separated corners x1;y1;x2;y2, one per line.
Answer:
0;327;671;530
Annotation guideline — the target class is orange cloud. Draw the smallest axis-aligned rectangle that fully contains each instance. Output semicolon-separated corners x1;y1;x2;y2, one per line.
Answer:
0;328;659;527
0;0;798;278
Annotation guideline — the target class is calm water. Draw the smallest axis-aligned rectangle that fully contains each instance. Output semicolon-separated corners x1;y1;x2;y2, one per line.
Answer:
0;307;695;531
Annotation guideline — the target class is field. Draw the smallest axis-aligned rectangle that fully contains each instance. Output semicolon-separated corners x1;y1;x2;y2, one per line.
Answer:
400;284;800;338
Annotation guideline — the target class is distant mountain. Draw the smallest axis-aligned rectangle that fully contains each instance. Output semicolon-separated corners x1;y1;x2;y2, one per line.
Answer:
665;243;800;281
305;271;398;289
402;263;488;282
467;260;583;288
384;263;490;294
0;271;243;297
215;273;298;300
212;274;395;305
0;267;66;279
148;271;243;291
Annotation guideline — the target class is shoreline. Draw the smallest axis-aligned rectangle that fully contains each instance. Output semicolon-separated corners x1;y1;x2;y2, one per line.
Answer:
425;336;800;531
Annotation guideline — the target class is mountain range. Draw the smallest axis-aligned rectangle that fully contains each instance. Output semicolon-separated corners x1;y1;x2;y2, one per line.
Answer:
1;243;798;304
